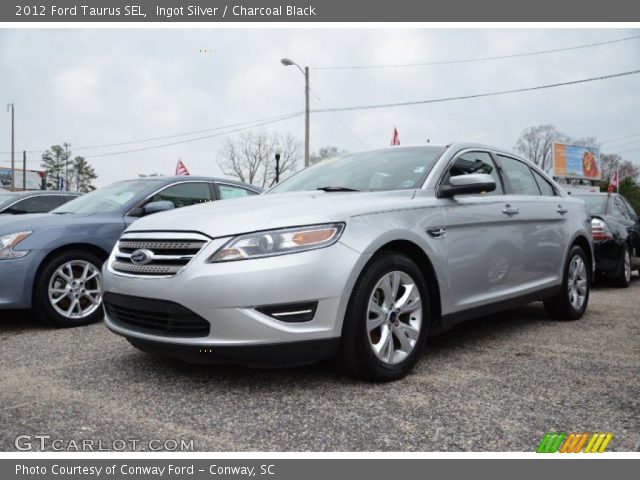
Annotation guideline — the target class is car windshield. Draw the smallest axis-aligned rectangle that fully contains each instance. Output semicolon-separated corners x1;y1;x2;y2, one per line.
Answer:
269;146;446;194
51;179;162;214
574;195;607;215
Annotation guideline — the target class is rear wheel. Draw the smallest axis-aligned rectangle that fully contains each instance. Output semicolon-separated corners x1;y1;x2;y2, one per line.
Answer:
33;249;104;327
544;245;590;321
612;245;631;288
338;252;429;381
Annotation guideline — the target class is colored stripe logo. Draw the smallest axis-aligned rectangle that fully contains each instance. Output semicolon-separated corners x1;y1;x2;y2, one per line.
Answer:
536;432;612;453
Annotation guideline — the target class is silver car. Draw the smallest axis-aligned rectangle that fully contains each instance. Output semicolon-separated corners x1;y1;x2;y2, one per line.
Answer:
102;143;593;380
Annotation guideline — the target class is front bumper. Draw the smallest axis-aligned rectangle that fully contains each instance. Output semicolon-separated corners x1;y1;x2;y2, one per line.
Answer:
102;237;368;358
0;251;44;309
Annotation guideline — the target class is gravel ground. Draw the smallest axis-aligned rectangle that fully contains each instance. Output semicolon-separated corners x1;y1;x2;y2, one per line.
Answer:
1;278;638;452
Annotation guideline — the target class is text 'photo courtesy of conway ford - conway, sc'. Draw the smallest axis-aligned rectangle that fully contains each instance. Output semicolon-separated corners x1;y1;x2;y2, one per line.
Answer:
100;143;594;381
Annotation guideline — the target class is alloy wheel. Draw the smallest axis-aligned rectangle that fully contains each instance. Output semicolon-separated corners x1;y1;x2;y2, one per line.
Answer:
366;271;423;365
567;255;588;311
48;260;102;319
624;249;631;283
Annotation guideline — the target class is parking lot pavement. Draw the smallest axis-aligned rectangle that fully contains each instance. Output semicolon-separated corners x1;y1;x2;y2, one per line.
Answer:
1;279;638;452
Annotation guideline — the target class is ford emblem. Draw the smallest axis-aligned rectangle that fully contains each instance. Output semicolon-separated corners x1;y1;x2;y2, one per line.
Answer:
130;249;153;265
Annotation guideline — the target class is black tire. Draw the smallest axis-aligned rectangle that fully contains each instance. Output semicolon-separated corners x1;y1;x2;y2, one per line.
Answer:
338;252;430;381
612;245;631;288
33;249;105;327
543;245;590;321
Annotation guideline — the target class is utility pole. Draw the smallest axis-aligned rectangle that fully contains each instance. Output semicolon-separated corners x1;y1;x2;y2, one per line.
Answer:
6;103;14;191
63;142;71;191
281;58;310;167
22;150;26;190
304;66;310;168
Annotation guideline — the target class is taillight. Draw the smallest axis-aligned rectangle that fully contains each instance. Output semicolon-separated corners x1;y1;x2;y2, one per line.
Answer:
591;218;613;241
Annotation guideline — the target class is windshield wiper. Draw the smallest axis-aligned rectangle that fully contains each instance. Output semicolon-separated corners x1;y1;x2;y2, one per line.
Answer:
316;186;360;192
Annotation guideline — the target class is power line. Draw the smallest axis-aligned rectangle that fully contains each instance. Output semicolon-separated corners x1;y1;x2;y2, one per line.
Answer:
600;132;640;144
313;68;640;113
313;34;640;70
601;138;640;150
309;87;369;149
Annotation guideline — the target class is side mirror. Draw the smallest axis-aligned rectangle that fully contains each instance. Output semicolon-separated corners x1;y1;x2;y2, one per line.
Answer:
438;173;496;198
143;200;175;215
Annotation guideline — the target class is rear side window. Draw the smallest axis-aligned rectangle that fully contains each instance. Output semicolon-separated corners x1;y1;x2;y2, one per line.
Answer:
217;184;258;199
447;151;503;195
621;197;638;219
148;182;213;208
531;170;556;196
498;155;541;196
613;196;633;220
4;195;61;214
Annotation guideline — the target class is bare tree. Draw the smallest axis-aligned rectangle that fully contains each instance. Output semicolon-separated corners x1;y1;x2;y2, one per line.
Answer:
600;153;640;183
309;145;346;165
514;124;598;173
218;131;302;189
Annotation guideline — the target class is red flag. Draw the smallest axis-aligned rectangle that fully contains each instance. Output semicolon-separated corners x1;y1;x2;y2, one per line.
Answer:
391;127;400;146
175;159;190;176
608;170;619;193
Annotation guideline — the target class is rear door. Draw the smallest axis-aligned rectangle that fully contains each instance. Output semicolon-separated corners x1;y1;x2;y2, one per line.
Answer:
496;154;570;286
439;150;523;311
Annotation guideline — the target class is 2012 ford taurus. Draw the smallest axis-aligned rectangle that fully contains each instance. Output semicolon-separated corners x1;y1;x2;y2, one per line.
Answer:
102;144;593;380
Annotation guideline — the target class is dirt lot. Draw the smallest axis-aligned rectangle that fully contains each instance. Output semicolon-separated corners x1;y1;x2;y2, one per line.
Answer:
1;278;638;451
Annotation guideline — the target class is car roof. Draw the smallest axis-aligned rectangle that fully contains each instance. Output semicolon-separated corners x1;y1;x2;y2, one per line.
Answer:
111;176;262;192
0;190;81;197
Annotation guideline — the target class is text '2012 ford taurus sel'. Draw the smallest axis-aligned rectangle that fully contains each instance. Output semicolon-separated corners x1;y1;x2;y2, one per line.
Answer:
102;144;593;380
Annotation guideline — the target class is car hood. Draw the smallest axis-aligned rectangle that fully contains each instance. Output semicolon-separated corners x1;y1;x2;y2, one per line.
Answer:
126;190;421;238
0;212;122;235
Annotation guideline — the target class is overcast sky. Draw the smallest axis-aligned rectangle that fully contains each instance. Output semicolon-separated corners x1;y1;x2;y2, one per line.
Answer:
0;27;639;187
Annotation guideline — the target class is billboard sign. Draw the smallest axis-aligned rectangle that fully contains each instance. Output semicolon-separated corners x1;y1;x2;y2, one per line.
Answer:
0;168;45;190
552;143;601;180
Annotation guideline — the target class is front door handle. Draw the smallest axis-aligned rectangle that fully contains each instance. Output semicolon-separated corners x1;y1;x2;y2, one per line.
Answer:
502;204;520;216
556;205;568;215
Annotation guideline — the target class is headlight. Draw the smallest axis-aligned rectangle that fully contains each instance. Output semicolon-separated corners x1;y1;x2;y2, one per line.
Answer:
209;223;345;262
0;231;32;260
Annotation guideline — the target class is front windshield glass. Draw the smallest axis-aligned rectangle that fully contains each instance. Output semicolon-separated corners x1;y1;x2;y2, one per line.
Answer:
269;146;446;194
574;195;607;215
52;180;162;214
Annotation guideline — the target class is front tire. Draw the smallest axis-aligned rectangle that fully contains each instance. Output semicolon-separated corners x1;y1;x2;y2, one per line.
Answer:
544;245;590;321
33;249;104;327
338;252;430;381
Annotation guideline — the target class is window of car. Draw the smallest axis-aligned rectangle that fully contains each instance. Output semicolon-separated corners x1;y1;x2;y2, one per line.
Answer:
574;195;607;215
621;197;638;220
4;195;62;214
497;155;541;196
147;182;213;208
217;183;258;199
531;169;556;196
613;196;633;220
446;151;503;195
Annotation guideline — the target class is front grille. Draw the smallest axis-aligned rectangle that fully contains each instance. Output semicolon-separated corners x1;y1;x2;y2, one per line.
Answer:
104;292;210;338
111;233;208;277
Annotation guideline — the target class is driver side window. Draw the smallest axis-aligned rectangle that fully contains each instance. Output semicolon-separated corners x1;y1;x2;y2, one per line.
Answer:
147;182;213;209
447;151;503;195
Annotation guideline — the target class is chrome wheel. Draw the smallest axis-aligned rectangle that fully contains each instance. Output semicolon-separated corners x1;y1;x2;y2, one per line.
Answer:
48;260;102;319
623;249;631;283
367;271;422;365
567;255;587;311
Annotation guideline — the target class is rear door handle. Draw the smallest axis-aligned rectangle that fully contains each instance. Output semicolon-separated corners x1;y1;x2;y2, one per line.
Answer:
502;204;520;216
556;205;568;215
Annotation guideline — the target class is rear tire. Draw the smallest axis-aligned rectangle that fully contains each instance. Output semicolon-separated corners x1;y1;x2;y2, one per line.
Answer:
33;249;105;327
338;252;430;381
544;245;590;321
612;245;631;288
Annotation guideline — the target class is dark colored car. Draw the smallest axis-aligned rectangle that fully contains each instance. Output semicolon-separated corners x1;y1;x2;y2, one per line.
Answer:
0;176;261;327
0;191;80;215
574;192;640;287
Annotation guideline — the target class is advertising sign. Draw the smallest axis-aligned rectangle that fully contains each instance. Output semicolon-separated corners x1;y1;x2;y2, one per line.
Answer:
0;168;44;190
552;143;601;180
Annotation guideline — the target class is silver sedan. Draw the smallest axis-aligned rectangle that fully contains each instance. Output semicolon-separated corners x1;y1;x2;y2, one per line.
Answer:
102;143;593;380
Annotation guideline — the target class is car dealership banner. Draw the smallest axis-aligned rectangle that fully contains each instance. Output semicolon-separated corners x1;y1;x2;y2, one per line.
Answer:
552;143;601;181
1;0;639;22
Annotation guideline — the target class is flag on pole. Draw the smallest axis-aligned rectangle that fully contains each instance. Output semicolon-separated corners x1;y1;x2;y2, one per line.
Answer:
175;159;190;176
391;127;400;146
608;169;619;193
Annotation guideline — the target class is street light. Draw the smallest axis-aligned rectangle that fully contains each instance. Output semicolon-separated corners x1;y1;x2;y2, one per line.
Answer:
280;58;310;167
